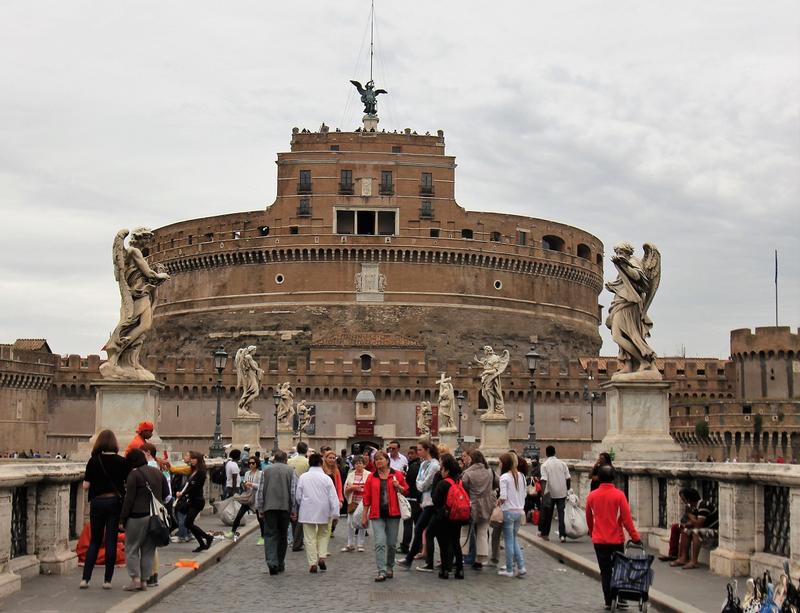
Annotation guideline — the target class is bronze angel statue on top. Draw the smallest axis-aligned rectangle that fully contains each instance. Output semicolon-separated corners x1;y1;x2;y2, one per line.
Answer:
605;242;662;380
350;79;387;116
100;228;170;381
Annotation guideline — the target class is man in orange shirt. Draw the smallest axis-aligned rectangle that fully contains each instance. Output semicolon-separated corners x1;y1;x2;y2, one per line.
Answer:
126;421;154;455
585;465;641;610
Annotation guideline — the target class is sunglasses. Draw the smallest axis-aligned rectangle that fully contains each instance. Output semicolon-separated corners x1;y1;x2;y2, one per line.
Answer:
248;461;257;465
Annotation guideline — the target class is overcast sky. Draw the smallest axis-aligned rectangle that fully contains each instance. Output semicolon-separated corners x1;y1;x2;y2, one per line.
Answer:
1;1;797;360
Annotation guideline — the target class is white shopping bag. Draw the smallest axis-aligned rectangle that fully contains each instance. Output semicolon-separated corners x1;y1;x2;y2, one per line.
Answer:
564;489;588;539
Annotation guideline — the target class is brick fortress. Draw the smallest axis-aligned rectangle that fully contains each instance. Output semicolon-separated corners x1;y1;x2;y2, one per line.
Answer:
2;124;798;460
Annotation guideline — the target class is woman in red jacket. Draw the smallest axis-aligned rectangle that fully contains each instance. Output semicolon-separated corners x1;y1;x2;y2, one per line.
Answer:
361;451;409;582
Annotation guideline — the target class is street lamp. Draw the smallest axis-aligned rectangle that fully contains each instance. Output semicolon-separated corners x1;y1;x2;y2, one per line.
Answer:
272;391;281;455
583;375;600;443
523;347;541;460
455;392;466;457
209;347;228;458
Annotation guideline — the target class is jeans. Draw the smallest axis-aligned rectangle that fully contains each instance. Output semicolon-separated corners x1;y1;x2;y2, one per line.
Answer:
540;496;566;538
231;503;264;536
371;517;400;575
404;505;435;564
175;510;189;539
82;496;121;583
347;513;366;548
502;511;525;572
263;510;290;570
594;543;624;605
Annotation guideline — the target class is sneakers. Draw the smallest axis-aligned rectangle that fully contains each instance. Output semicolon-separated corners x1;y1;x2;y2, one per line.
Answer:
497;570;515;577
341;545;355;552
560;536;566;543
415;564;434;572
256;537;265;546
102;582;112;590
78;580;89;589
516;567;527;577
357;546;365;552
397;559;411;569
223;531;235;539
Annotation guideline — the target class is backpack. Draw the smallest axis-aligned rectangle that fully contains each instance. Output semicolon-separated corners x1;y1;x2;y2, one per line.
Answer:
445;477;471;523
210;459;229;486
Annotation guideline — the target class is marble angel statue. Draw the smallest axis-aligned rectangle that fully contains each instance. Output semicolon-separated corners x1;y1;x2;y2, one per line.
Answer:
436;373;456;431
234;346;263;417
474;345;510;416
276;381;295;428
417;401;433;438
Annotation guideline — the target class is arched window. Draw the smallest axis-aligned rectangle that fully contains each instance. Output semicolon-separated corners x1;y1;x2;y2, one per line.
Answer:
490;231;501;242
360;354;372;371
577;244;591;259
461;229;474;240
542;235;565;252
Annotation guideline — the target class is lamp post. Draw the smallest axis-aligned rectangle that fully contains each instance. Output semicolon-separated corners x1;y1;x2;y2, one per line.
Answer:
209;347;228;458
523;347;541;460
583;375;600;443
272;391;281;455
455;392;465;457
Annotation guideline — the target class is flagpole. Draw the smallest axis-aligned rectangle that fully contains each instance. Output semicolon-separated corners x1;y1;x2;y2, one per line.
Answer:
774;249;778;326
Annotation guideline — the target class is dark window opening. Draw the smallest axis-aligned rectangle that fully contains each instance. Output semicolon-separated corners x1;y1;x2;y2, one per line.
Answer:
596;253;603;265
289;226;299;235
298;170;312;193
170;238;175;248
577;243;591;259
187;235;193;245
542;235;565;252
490;231;501;242
259;226;270;236
430;229;440;238
392;145;402;153
380;171;394;195
461;228;474;239
330;145;340;151
420;172;434;195
697;368;706;376
743;404;752;414
704;406;710;416
205;233;214;243
517;230;528;246
337;211;355;234
420;199;433;219
339;170;353;194
232;230;241;239
297;198;311;217
377;211;396;236
357;210;376;235
360;354;373;371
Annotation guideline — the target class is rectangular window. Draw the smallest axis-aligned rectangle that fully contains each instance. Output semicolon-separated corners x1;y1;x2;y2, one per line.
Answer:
380;171;393;194
420;199;433;218
336;210;355;234
330;145;340;151
289;226;299;235
392;145;402;153
742;404;752;414
297;198;311;216
430;229;440;238
378;211;396;236
517;230;528;246
420;172;433;194
461;228;474;239
357;210;376;235
340;170;353;194
298;170;312;193
205;233;214;243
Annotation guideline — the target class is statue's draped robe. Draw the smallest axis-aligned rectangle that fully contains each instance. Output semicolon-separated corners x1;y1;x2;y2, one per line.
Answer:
605;258;655;361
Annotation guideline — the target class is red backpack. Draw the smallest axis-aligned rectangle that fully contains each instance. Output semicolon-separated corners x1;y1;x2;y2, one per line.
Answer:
445;478;471;523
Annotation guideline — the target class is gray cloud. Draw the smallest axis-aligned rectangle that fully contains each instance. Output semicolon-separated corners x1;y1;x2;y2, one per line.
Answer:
0;0;797;359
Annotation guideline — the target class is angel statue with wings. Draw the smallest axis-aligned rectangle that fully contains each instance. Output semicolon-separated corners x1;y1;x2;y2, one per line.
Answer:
475;346;511;417
436;373;456;432
100;228;170;381
417;401;433;438
296;400;314;435
276;381;295;428
605;242;662;380
349;79;387;116
234;346;263;417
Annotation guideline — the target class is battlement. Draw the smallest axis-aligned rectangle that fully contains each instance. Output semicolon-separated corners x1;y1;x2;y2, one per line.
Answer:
730;326;800;357
290;126;445;155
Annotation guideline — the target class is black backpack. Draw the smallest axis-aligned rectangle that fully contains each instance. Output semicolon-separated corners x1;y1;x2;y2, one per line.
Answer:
210;459;229;486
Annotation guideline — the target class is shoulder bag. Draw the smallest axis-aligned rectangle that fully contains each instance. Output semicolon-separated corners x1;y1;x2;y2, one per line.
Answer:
489;504;504;528
392;473;412;520
141;471;171;547
721;580;743;613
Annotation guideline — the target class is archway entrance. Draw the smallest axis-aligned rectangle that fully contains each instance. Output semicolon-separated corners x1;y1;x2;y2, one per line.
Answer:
348;438;384;455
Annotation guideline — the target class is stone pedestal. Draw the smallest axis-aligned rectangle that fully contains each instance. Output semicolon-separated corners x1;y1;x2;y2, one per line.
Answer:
438;429;458;452
77;380;165;459
710;481;756;577
479;414;511;460
363;114;379;131
276;427;294;453
591;381;690;461
231;415;263;453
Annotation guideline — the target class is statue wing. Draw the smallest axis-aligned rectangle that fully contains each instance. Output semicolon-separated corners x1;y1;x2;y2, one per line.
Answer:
234;348;245;389
374;89;388;96
112;229;134;320
497;350;511;375
349;79;365;95
641;243;661;316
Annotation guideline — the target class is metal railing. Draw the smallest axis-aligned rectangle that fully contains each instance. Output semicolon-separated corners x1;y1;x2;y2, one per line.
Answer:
764;485;790;557
297;182;313;194
11;486;28;558
657;477;668;529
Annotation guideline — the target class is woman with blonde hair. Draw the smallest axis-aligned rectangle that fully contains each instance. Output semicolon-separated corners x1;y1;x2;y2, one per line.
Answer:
497;452;526;578
79;429;128;589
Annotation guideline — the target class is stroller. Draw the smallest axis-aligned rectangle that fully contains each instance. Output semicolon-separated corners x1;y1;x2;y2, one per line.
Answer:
610;540;655;612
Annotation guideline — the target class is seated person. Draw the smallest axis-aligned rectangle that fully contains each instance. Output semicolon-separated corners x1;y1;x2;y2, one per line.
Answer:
670;489;718;569
658;488;693;561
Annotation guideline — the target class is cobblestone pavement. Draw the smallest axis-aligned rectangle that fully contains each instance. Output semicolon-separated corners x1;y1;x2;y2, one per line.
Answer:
153;525;659;613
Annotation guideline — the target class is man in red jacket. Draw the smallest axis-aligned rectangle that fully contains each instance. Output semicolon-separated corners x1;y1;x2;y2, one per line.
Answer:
585;465;642;610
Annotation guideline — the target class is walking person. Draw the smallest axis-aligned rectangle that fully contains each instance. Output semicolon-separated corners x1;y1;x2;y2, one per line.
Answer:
431;454;465;580
400;444;421;554
361;451;409;582
169;453;192;543
497;452;526;577
79;429;128;589
585;465;641;610
397;440;440;571
226;456;265;543
461;449;497;570
590;452;614;492
176;451;215;553
255;449;296;575
288;442;310;551
322;449;344;538
119;449;169;591
224;448;242;499
295;453;340;573
342;455;369;552
539;444;571;543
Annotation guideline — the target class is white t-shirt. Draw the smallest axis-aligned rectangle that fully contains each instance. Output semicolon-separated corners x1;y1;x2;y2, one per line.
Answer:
225;460;241;488
540;456;570;499
389;453;408;473
499;472;526;512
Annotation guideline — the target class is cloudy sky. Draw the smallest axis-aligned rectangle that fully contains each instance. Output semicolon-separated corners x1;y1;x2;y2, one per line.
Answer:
1;1;797;359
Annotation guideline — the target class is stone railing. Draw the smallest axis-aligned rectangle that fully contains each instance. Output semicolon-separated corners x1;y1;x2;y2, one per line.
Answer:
0;458;224;599
567;460;799;579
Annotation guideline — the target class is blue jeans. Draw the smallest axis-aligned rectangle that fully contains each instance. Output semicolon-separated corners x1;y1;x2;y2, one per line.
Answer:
371;517;400;575
502;511;525;572
175;510;189;539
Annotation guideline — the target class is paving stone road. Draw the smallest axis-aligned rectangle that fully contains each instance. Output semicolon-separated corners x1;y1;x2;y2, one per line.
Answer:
153;526;658;613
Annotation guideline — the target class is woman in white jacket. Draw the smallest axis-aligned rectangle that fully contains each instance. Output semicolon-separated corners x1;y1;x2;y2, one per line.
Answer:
294;453;340;573
342;455;369;552
497;452;526;578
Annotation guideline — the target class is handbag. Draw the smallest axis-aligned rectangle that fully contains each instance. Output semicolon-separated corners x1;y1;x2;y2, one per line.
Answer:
142;473;171;548
489;505;504;528
721;580;744;613
233;487;256;507
347;500;358;514
397;493;412;521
